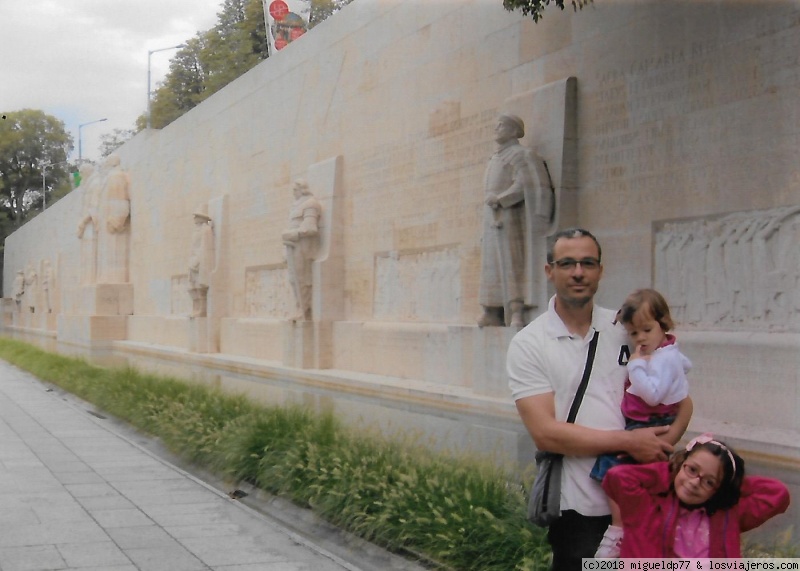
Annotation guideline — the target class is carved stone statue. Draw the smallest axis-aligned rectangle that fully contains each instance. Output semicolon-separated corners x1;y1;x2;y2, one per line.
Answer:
188;204;215;317
478;114;554;328
23;262;37;313
96;155;131;283
282;179;322;321
76;163;101;285
13;270;24;309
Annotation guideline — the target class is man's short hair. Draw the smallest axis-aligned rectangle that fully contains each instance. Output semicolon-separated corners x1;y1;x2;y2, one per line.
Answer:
547;228;602;264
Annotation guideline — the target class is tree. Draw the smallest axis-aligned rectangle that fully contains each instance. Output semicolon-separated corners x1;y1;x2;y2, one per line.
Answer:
0;109;74;294
99;128;137;158
138;0;267;130
503;0;593;22
138;0;354;130
200;0;268;98
309;0;354;27
137;35;210;130
0;109;74;224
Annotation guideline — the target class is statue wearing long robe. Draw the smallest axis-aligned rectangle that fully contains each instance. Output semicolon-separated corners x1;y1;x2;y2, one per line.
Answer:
478;115;553;327
97;155;131;284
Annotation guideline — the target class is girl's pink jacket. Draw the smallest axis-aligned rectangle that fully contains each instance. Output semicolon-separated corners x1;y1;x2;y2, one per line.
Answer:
602;462;790;558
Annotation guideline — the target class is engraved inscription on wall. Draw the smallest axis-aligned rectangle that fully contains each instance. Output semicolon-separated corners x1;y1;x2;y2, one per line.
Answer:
245;265;294;319
171;275;191;316
654;206;800;331
374;247;461;322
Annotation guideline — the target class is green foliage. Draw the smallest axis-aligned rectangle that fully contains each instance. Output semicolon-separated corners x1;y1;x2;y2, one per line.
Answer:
309;0;354;27
0;109;74;223
139;0;268;130
99;128;136;158
503;0;593;22
0;110;74;292
202;0;268;96
744;527;798;558
139;0;353;130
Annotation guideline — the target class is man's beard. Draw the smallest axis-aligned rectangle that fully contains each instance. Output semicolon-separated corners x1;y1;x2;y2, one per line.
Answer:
561;290;593;308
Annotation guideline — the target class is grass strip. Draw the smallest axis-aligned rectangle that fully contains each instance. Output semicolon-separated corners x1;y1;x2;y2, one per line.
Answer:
0;338;793;567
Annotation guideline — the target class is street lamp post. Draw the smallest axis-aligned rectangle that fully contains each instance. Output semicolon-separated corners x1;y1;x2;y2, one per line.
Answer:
147;44;186;129
42;166;47;211
78;118;108;163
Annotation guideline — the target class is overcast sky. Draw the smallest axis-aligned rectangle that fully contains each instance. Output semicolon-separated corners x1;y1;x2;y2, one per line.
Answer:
1;0;225;163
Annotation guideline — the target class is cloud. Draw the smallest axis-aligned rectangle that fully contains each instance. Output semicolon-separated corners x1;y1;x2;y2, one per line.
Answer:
0;0;222;162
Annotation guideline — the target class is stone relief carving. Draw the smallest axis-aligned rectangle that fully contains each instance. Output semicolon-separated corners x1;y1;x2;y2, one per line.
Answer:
97;154;131;284
374;248;461;322
478;114;554;328
282;179;322;321
655;205;800;330
245;266;293;319
187;204;215;317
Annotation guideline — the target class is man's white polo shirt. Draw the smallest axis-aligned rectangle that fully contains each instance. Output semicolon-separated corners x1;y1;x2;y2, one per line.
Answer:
508;296;629;516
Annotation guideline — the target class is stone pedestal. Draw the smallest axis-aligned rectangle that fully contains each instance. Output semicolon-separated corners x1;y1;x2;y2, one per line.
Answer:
40;312;58;332
57;315;129;343
55;284;133;346
189;317;210;353
18;307;33;329
283;321;314;369
219;318;283;362
1;298;16;327
282;320;334;369
80;284;134;316
128;316;189;349
471;325;519;397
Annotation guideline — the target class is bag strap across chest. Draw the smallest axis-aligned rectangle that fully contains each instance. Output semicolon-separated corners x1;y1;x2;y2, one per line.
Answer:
565;330;600;424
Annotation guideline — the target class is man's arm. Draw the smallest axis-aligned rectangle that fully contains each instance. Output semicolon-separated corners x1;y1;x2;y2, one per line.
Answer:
515;392;673;462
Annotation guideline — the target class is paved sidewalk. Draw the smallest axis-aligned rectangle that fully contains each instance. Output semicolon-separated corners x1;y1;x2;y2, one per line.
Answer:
0;360;390;571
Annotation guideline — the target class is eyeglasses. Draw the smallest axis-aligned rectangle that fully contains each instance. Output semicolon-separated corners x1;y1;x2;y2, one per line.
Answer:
682;463;720;491
549;258;601;270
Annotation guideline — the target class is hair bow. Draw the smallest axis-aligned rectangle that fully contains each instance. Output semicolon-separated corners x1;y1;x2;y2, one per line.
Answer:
686;432;736;479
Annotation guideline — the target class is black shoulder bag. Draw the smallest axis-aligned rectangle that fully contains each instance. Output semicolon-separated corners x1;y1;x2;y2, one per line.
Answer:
527;330;599;527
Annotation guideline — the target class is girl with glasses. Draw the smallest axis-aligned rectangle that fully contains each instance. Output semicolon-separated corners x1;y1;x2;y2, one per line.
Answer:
600;434;790;558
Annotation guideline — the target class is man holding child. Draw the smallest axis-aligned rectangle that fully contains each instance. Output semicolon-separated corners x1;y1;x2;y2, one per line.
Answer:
508;228;693;571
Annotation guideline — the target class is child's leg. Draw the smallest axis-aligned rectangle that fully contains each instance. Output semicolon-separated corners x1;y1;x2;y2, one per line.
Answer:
608;497;622;528
594;498;624;558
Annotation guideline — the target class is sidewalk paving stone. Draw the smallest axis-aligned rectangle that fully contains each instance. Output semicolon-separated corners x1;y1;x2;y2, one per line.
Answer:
0;359;420;571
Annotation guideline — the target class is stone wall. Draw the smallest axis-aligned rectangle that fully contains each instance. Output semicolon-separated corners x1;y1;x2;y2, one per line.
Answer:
4;0;800;461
